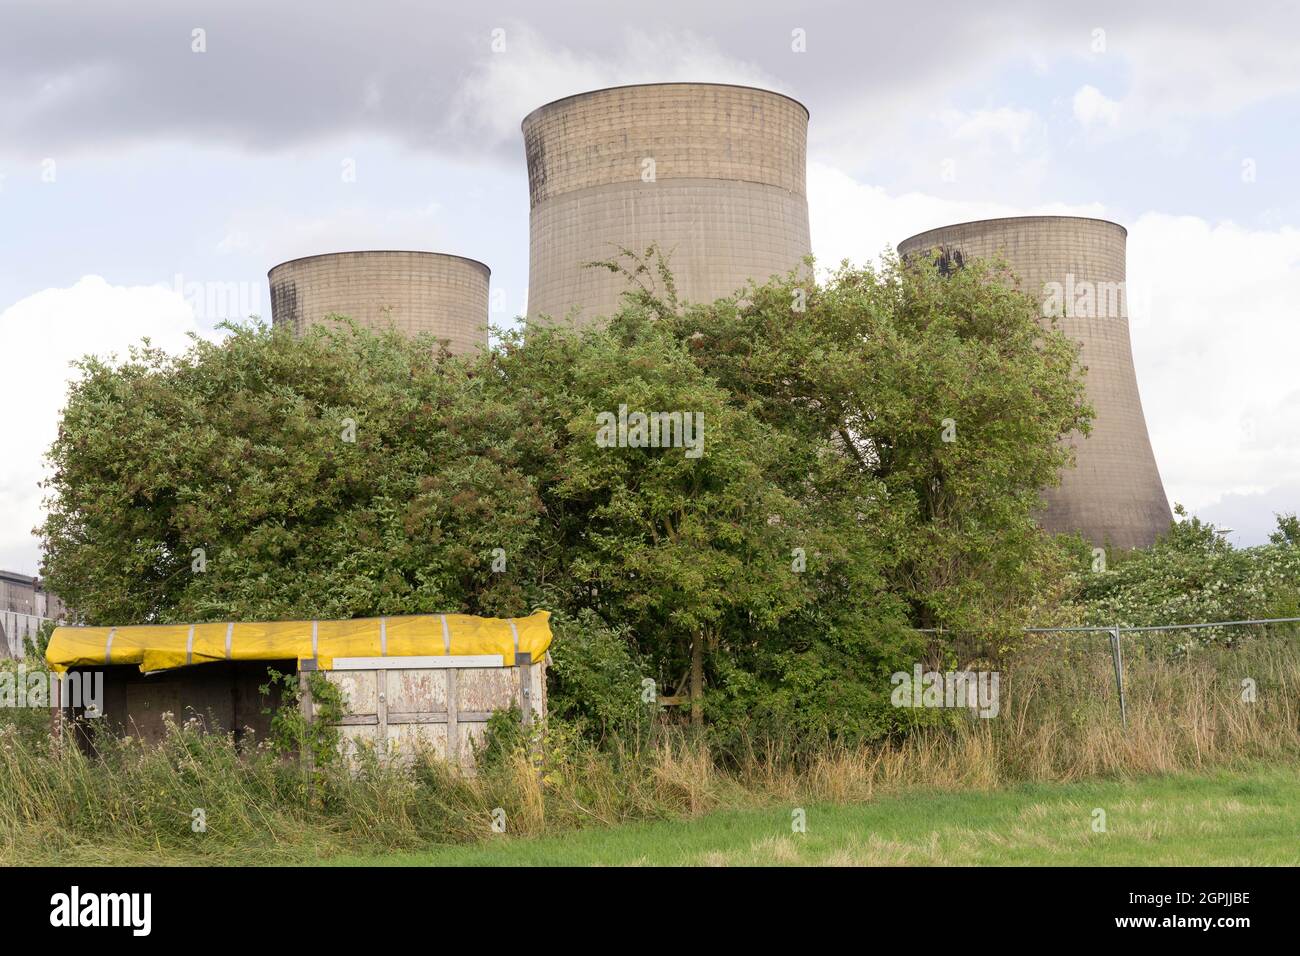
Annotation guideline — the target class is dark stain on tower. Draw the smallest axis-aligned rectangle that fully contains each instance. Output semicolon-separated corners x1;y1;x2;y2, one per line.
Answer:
271;278;300;330
935;244;965;277
267;251;490;357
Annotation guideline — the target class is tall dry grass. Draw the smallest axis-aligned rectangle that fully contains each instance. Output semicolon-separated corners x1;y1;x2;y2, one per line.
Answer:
1;636;1296;863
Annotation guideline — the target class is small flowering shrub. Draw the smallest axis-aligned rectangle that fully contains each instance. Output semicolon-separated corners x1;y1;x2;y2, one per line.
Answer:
1075;508;1300;647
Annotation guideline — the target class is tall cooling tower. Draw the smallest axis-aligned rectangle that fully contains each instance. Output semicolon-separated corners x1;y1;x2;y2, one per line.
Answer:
897;216;1171;550
268;251;489;355
523;83;812;326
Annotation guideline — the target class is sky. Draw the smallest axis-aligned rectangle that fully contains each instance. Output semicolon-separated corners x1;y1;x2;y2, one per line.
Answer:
1;0;1298;574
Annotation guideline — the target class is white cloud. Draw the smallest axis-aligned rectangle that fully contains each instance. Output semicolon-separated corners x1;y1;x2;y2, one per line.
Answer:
938;107;1039;153
445;22;778;148
216;199;446;263
0;277;207;574
1113;23;1300;120
1195;484;1300;546
1127;214;1300;529
1059;18;1300;146
806;161;1103;272
1072;84;1121;129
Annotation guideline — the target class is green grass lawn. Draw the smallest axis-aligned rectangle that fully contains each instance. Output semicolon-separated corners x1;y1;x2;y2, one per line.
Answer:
325;766;1300;866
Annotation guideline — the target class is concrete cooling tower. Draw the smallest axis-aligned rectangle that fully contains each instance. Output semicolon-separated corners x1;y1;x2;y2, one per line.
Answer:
897;216;1171;550
523;83;812;326
268;251;489;356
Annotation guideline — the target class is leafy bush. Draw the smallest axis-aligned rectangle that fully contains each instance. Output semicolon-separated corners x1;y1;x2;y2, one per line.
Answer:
39;320;542;624
259;669;346;768
24;620;56;660
545;609;649;740
0;660;56;750
1074;508;1300;646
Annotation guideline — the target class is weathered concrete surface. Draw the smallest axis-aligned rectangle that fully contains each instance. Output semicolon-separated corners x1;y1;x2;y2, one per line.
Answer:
524;83;812;327
898;216;1172;550
269;251;489;356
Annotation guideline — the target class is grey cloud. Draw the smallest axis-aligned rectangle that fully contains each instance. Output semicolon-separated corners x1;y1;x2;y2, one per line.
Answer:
4;0;1264;162
1195;486;1300;548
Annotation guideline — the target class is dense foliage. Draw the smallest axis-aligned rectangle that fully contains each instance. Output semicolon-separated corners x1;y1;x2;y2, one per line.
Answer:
1073;507;1300;644
39;327;540;622
40;253;1094;742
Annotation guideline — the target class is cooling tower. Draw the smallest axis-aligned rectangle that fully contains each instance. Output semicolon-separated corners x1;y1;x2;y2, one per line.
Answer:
897;216;1171;550
268;251;489;355
523;83;812;326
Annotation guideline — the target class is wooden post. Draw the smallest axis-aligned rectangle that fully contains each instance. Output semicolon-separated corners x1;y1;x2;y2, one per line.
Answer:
690;634;703;728
446;667;460;768
517;652;534;729
517;652;543;775
50;670;64;750
376;668;388;764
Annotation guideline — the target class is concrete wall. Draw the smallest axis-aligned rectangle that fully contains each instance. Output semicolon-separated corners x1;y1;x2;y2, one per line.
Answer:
524;83;812;326
0;611;44;658
1;572;66;656
0;572;39;615
268;251;489;356
897;216;1172;550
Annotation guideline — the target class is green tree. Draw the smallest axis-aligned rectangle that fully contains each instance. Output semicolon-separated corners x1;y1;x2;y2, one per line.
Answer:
485;308;848;725
40;321;542;623
1270;512;1300;547
654;250;1091;639
40;251;1091;742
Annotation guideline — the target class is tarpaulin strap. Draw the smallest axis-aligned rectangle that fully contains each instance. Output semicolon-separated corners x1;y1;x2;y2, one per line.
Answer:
439;615;451;655
311;621;318;658
380;618;388;656
508;618;520;657
185;624;196;665
104;627;117;665
224;622;234;660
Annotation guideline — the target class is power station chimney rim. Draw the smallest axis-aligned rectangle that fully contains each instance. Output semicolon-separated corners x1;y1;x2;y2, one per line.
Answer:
520;81;810;130
898;215;1127;250
267;250;491;281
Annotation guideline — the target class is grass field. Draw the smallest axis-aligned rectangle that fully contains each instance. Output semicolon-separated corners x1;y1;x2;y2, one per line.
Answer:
323;766;1299;866
5;638;1297;866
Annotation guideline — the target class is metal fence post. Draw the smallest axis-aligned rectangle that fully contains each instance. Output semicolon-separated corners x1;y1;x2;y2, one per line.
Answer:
1108;625;1127;728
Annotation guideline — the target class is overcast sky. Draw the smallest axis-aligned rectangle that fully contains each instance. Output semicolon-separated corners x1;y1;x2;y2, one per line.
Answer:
2;0;1299;573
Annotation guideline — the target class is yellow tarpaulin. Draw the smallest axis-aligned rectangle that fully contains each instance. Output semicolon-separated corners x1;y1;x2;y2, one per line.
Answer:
45;610;552;673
